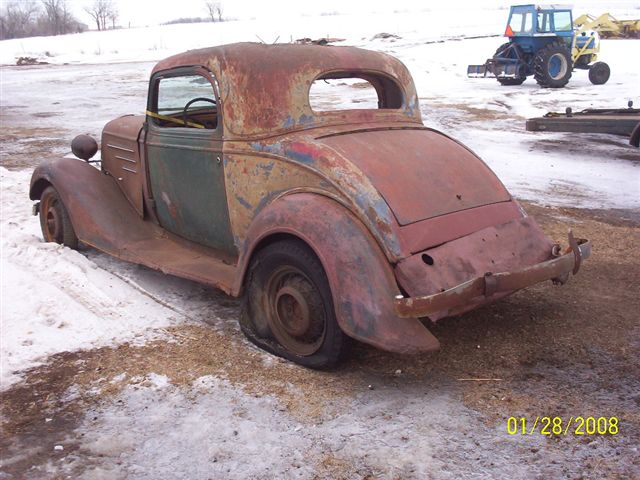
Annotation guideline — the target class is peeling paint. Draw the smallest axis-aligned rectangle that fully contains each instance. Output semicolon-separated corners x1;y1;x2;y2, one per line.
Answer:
235;194;253;210
298;114;315;126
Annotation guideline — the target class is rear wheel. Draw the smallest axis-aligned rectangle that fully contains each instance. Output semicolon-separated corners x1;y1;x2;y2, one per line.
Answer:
534;42;572;88
588;61;610;85
240;239;350;369
39;186;78;249
494;42;526;86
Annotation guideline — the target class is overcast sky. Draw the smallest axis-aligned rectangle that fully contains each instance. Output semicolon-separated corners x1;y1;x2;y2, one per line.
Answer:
32;0;640;28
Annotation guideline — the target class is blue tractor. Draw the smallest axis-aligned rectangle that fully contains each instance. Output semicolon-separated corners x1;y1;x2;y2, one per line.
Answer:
468;4;611;88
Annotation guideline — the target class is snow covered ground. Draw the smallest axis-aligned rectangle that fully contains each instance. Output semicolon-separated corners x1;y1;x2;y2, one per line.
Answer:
54;376;567;479
1;4;640;478
0;168;186;385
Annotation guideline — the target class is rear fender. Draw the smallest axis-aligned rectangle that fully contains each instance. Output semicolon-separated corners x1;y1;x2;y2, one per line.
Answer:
236;193;440;354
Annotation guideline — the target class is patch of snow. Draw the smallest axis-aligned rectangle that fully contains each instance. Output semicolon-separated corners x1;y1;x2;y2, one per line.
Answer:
0;168;188;388
52;375;609;479
143;372;171;389
109;373;127;384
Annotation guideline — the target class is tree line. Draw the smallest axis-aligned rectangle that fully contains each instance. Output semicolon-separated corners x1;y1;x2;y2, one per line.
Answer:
0;0;118;40
1;0;225;41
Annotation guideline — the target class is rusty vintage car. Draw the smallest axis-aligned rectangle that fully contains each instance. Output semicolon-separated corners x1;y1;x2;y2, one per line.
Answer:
30;43;590;368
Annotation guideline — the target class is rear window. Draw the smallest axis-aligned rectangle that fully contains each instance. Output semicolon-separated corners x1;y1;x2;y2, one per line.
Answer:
509;12;533;34
309;72;403;112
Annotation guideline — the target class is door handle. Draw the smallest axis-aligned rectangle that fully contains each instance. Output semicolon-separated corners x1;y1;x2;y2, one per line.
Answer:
216;156;221;165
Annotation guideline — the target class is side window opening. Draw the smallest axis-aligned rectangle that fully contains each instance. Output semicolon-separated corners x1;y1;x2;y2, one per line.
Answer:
150;74;218;129
553;11;572;31
523;12;533;32
309;71;404;112
537;12;551;32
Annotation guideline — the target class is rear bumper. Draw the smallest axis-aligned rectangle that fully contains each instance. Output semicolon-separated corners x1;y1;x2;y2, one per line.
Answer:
394;231;590;318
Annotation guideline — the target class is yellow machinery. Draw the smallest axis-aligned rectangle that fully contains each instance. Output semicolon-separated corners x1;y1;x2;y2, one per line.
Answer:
574;13;640;38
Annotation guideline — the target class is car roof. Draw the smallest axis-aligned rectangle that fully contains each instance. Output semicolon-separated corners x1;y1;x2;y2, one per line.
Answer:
152;42;421;138
152;42;410;78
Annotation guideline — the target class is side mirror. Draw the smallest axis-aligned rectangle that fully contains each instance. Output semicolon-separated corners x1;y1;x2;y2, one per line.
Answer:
71;134;98;161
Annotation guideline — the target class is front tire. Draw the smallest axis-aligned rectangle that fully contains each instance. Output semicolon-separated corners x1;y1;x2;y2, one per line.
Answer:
588;62;610;85
240;239;349;369
534;42;572;88
39;186;78;249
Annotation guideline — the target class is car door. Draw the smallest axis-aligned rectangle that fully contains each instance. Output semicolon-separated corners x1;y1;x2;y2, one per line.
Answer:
145;67;236;257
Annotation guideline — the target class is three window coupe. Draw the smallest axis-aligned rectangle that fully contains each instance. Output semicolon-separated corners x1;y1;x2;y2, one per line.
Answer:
30;43;590;368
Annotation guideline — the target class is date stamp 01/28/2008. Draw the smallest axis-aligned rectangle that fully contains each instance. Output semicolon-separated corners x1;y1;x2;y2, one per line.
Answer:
506;416;619;436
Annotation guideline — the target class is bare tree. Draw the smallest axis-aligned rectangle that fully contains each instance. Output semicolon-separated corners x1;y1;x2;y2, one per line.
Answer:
41;0;76;35
204;1;223;22
1;1;40;39
84;0;102;30
108;7;118;29
84;0;116;31
0;0;82;39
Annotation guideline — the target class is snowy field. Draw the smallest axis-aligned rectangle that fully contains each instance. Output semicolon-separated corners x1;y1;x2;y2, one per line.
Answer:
2;7;638;210
1;3;640;479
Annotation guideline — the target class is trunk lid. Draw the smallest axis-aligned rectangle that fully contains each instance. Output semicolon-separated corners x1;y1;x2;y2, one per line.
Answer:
319;128;511;225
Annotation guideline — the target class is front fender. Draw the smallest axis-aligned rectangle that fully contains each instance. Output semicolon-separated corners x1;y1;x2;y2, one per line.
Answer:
236;193;439;354
29;158;145;261
30;158;102;201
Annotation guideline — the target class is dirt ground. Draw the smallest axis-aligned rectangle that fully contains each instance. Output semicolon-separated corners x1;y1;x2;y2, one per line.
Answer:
2;198;639;478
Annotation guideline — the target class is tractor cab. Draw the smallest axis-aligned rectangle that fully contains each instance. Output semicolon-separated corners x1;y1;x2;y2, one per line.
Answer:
504;5;573;44
506;5;574;34
505;5;574;51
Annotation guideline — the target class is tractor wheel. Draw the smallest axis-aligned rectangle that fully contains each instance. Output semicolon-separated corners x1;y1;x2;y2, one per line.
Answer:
588;62;610;85
533;42;572;88
494;42;526;86
39;186;78;249
240;238;350;369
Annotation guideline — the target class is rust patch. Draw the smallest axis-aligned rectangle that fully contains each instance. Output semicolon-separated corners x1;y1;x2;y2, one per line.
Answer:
153;42;422;139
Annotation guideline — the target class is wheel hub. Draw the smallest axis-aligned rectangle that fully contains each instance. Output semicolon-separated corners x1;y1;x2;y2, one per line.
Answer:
266;268;326;356
275;286;311;337
548;53;568;80
44;202;60;241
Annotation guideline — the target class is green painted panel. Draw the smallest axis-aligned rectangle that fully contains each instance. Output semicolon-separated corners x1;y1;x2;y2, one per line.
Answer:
147;135;236;256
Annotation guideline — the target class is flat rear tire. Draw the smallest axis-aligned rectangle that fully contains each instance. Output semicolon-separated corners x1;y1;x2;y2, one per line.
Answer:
240;239;350;369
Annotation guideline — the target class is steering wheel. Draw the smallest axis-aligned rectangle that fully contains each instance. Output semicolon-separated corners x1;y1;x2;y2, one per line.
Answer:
182;97;217;127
